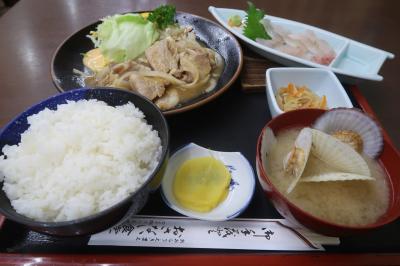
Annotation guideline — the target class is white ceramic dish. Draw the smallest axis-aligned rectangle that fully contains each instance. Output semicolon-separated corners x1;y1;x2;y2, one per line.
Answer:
266;68;353;118
161;143;255;221
209;6;394;83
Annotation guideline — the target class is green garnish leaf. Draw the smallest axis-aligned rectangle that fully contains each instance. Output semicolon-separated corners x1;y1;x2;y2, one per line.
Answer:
148;4;176;30
243;2;271;41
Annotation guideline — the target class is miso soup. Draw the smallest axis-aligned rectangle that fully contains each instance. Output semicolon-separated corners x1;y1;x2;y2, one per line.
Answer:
265;128;390;226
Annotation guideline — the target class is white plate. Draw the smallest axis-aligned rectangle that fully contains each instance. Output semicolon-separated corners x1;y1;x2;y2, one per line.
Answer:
266;68;353;117
209;6;394;83
161;143;255;221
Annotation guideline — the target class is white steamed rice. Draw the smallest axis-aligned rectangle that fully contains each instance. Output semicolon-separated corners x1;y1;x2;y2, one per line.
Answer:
0;99;162;222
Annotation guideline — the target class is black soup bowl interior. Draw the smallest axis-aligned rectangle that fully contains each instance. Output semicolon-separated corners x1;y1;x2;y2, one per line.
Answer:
0;88;169;236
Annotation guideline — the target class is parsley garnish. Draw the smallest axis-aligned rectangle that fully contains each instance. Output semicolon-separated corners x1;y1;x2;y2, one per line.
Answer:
148;4;176;30
243;2;271;41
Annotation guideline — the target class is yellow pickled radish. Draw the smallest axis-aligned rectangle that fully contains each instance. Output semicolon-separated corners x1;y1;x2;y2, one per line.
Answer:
83;48;108;72
173;156;231;212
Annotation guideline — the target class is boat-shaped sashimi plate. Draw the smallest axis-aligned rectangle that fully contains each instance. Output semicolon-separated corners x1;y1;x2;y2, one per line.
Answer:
209;6;394;83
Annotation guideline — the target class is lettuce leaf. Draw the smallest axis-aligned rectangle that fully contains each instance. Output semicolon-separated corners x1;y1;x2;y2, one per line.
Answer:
89;13;159;62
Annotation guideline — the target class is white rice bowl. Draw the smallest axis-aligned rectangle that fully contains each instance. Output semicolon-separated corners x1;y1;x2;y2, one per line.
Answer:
0;99;162;222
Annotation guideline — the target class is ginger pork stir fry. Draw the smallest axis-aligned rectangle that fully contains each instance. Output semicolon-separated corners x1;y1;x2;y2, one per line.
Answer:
84;26;222;110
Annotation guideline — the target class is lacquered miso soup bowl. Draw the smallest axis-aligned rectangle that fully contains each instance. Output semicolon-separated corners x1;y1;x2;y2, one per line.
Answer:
256;108;400;236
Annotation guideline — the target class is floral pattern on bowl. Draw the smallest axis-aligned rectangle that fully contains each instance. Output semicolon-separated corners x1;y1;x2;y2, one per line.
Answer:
161;143;255;221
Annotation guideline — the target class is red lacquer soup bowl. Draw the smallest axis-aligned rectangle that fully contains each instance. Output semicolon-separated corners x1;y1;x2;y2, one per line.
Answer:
256;108;400;236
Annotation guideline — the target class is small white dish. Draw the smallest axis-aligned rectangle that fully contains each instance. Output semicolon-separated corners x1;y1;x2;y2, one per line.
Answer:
161;143;255;221
209;6;394;83
266;68;353;118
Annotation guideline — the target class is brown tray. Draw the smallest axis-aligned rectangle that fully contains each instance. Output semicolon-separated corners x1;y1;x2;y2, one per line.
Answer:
0;58;399;265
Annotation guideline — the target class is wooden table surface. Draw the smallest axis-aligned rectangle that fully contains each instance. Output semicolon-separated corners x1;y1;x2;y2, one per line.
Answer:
0;0;399;148
0;0;399;264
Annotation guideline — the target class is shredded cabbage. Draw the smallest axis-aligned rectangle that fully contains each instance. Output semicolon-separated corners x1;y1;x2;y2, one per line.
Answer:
88;14;159;62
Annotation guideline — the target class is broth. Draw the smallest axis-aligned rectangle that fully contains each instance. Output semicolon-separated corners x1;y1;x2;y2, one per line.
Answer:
265;128;390;226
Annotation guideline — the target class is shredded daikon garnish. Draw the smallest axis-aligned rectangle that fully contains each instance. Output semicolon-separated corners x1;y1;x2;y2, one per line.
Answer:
276;83;327;111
